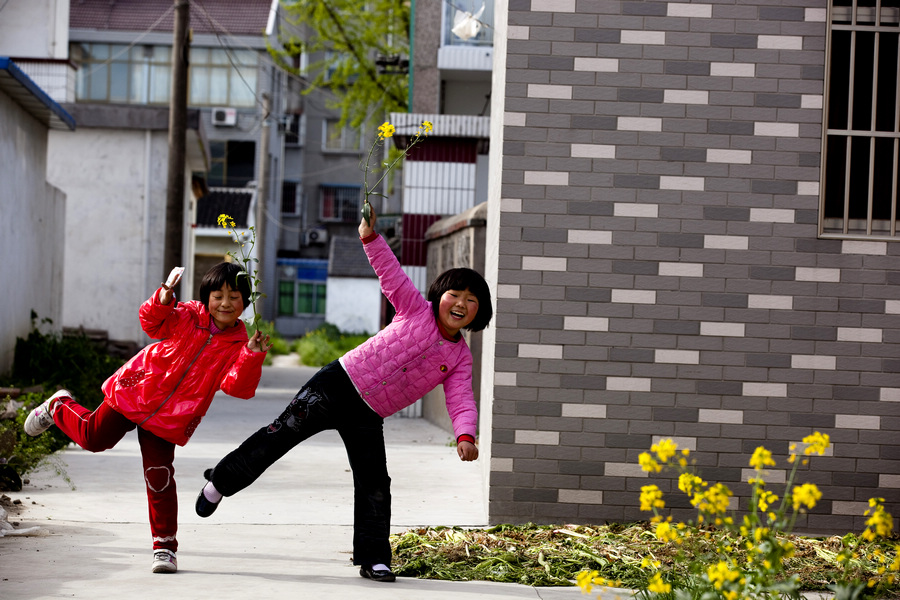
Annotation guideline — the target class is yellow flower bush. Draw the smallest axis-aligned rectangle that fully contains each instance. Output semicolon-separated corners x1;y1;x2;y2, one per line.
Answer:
577;431;900;599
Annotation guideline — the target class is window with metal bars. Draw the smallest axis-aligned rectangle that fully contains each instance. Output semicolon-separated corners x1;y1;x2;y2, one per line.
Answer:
822;0;900;238
320;184;362;222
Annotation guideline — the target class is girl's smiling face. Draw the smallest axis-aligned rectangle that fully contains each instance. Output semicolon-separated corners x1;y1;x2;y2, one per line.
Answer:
437;288;479;338
207;283;245;330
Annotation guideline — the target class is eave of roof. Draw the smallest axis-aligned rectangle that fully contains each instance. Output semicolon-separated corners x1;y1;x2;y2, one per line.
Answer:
0;57;75;131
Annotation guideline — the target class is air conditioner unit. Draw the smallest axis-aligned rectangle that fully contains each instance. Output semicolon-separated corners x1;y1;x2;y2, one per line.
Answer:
212;107;237;127
304;228;328;246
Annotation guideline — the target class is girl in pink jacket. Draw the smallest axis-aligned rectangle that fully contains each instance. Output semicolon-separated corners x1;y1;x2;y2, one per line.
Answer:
194;207;493;583
24;262;270;574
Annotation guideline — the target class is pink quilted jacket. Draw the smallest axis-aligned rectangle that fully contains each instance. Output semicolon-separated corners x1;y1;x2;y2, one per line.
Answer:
340;235;478;439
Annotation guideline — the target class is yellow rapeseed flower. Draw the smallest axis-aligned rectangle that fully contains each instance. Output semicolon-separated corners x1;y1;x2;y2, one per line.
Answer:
862;498;894;541
217;213;236;229
707;561;741;590
651;438;678;462
802;431;830;455
750;446;775;470
647;572;671;594
378;121;395;139
678;472;704;496
791;483;822;512
655;519;679;543
640;485;665;512
639;452;662;473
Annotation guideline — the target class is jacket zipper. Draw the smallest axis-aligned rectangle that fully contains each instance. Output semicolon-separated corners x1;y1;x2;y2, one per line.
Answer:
138;331;213;427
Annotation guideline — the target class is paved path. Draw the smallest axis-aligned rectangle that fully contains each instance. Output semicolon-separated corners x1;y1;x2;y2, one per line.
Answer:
1;357;618;599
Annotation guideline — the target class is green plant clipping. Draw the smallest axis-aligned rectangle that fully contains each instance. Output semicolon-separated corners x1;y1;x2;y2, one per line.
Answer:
361;120;432;225
217;214;265;335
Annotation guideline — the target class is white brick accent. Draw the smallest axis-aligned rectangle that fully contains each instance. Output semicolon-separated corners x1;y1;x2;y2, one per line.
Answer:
882;388;900;402
748;294;793;309
603;463;648;478
531;0;575;11
700;322;745;337
668;3;712;17
501;198;522;212
522;256;567;271
707;149;752;164
505;112;527;127
611;289;657;304
806;8;827;21
664;90;709;104
564;316;609;331
559;489;605;503
568;229;612;244
711;62;755;77
835;414;881;430
655;349;700;364
796;267;840;282
621;30;666;45
571;143;616;158
652;435;697;451
607;377;651;392
618;116;662;131
802;94;823;109
516;430;560;445
797;181;820;195
754;122;800;137
614;203;658;218
758;35;803;50
660;176;705;191
524;170;568;185
837;328;883;343
743;382;788;397
705;235;748;249
519;343;563;359
887;301;900;314
527;84;572;99
562;403;607;418
832;501;869;515
792;355;837;370
880;474;900;488
497;284;520;299
699;409;743;424
495;371;517;386
659;262;703;277
492;458;514;472
573;57;618;72
508;26;530;40
750;208;795;223
842;240;888;255
742;468;786;484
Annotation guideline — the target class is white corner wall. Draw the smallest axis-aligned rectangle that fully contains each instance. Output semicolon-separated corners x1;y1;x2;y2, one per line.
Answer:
325;277;381;335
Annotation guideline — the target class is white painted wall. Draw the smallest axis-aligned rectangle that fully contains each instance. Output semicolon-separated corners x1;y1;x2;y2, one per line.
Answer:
47;128;170;345
325;277;381;335
0;92;66;373
0;0;69;59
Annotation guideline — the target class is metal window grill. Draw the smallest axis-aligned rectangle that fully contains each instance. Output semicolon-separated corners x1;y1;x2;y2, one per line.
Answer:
822;0;900;239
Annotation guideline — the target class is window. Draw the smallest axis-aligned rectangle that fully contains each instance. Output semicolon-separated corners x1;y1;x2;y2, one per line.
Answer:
320;184;362;222
322;119;361;152
285;113;302;146
208;141;256;187
282;180;300;215
822;1;900;238
443;0;495;47
71;43;257;107
277;259;327;316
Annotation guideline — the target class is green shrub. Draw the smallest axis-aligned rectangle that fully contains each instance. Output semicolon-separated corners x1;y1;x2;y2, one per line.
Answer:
294;324;371;367
0;392;72;487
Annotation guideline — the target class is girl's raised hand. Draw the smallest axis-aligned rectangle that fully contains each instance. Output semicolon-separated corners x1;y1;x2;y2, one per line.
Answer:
248;330;271;353
359;203;376;238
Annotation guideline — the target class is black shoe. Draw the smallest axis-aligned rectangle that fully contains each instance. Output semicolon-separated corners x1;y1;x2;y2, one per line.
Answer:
359;565;396;582
195;468;220;518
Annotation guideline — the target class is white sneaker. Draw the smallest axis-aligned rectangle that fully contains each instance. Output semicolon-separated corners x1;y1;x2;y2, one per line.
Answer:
23;390;71;436
151;549;177;573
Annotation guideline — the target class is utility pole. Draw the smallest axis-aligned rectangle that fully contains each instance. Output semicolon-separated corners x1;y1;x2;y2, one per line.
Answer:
255;91;271;319
164;0;190;285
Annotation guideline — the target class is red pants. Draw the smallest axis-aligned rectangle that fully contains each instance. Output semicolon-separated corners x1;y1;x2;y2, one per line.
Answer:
53;399;178;552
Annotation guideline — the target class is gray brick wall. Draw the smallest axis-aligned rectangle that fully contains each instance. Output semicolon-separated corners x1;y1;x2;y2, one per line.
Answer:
490;0;900;533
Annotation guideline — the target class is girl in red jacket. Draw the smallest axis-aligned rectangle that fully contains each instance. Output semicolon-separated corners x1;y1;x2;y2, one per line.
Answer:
24;262;270;574
194;207;493;583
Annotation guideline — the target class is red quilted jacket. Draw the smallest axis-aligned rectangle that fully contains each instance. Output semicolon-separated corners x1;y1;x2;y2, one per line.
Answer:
340;235;478;439
102;290;266;446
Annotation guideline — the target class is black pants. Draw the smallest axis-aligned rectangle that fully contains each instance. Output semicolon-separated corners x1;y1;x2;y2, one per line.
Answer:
209;360;392;566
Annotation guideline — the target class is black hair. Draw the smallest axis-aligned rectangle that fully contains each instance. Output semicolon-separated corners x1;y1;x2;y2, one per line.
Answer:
427;268;493;332
199;262;251;310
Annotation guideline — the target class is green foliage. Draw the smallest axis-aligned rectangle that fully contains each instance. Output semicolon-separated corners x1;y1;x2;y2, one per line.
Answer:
268;0;410;130
294;324;371;367
249;321;292;359
0;392;71;485
10;313;124;411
